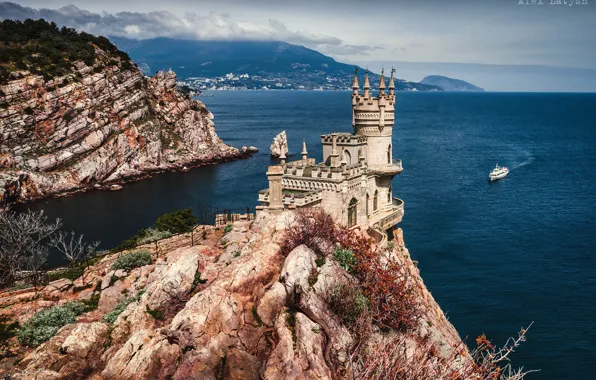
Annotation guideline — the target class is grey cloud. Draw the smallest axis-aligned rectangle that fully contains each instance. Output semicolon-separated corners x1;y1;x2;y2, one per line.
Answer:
0;2;348;49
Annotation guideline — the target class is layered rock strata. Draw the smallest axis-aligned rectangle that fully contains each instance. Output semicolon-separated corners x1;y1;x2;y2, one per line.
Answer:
0;48;242;204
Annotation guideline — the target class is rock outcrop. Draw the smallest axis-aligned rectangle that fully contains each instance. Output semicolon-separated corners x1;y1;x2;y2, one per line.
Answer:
0;213;469;379
0;48;243;205
269;131;288;157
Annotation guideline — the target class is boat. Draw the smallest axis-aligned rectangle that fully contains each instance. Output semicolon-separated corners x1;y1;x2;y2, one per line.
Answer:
489;163;509;182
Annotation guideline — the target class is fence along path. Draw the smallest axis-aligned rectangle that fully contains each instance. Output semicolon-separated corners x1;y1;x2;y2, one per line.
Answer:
8;208;256;289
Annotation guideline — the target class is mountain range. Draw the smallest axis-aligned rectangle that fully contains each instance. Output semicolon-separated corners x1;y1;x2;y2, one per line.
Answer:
109;37;442;91
420;75;484;92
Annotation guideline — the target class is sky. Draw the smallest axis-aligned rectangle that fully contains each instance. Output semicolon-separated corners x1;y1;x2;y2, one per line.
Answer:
2;0;596;91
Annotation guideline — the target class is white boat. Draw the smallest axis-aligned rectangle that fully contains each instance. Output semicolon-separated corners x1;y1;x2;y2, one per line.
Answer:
489;163;509;182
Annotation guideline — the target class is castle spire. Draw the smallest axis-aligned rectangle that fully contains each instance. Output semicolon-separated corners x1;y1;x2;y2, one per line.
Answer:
301;139;308;161
389;67;396;95
352;67;359;94
363;69;370;99
379;67;386;95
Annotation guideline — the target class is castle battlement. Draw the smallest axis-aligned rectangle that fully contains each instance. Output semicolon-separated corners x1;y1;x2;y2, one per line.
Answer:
257;70;405;234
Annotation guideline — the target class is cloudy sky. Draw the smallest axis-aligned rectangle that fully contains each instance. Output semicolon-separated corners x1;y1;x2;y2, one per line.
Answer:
2;0;596;91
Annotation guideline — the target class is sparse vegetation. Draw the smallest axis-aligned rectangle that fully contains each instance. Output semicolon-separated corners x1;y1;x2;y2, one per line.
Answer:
111;250;152;271
0;19;131;84
223;224;233;233
332;247;357;274
103;290;145;324
17;301;86;347
280;208;337;256
327;283;368;326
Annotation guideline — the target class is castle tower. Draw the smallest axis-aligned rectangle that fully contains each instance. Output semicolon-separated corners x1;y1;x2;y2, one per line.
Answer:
352;69;395;168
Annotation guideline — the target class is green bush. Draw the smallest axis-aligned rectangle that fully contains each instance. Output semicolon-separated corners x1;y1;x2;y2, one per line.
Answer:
155;209;197;234
111;250;152;271
223;224;233;233
327;284;369;326
103;290;144;324
17;302;86;347
46;265;84;282
136;228;172;245
23;106;33;115
333;247;357;275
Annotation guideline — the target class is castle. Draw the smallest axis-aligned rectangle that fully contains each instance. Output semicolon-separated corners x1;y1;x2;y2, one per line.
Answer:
256;69;404;237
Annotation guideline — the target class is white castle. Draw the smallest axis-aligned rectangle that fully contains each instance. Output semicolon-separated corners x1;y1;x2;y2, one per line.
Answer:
257;69;404;236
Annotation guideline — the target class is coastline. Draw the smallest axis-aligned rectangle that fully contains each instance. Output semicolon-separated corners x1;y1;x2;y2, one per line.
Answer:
1;148;251;208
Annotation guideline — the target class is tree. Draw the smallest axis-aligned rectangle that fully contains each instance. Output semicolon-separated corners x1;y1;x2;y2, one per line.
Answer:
0;209;62;287
49;231;99;267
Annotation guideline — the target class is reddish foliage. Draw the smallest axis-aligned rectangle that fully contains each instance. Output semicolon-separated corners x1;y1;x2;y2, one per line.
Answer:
280;208;338;256
337;228;421;332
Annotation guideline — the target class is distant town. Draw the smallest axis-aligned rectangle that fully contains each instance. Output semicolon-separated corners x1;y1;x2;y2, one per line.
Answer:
174;71;430;92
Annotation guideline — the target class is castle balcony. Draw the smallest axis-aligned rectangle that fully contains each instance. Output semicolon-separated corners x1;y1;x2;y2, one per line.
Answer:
367;160;403;175
369;197;404;231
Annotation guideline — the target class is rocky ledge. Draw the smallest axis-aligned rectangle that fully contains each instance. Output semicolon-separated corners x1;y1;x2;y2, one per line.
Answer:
0;48;244;205
0;212;471;379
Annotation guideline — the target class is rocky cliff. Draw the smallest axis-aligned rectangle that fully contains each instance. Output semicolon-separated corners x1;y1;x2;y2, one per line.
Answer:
0;45;242;205
0;212;471;379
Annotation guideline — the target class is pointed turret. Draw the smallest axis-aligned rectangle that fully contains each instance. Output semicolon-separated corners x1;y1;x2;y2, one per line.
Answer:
363;69;370;99
389;68;396;95
352;67;359;95
379;68;386;96
301;139;308;161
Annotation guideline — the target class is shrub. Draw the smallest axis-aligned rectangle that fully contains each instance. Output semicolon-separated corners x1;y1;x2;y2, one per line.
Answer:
337;230;421;332
332;247;357;274
155;209;197;234
17;302;86;347
103;290;144;324
111;250;152;271
280;209;337;256
223;224;233;233
327;283;368;326
136;228;172;245
93;66;103;74
46;265;84;282
0;315;19;348
23;106;33;115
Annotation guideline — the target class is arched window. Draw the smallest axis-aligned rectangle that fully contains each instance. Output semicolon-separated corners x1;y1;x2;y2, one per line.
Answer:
343;149;352;165
348;198;358;227
366;193;370;216
373;190;378;212
388;187;392;203
387;144;392;164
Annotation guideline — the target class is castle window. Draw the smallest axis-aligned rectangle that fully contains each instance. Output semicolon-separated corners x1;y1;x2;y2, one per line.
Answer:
348;198;358;227
388;187;392;203
387;144;392;164
366;193;370;216
343;149;352;165
373;190;378;212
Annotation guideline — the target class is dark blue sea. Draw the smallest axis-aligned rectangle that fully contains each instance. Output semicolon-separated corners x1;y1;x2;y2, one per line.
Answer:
17;91;596;378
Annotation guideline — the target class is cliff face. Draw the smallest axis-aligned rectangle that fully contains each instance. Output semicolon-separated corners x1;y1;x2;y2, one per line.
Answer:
0;213;468;379
0;48;241;204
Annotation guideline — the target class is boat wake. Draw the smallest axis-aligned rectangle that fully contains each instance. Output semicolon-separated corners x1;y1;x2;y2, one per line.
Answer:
511;151;534;170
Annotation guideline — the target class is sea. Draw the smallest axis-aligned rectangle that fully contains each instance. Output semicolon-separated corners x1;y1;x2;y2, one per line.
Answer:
15;91;596;379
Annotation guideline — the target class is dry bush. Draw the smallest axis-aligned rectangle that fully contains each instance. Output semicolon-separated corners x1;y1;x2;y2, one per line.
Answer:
337;229;421;332
280;208;338;256
347;324;535;380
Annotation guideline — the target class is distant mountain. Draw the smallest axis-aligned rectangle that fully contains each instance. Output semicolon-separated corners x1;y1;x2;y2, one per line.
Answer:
420;75;484;92
109;37;441;91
